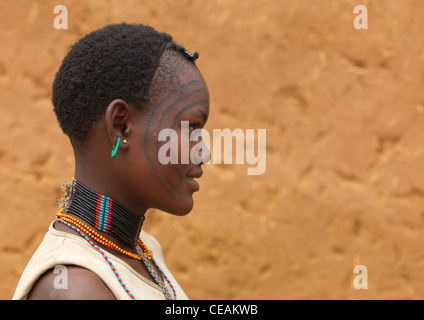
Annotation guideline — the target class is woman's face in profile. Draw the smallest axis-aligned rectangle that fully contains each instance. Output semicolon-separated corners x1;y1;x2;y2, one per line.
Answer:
119;63;210;216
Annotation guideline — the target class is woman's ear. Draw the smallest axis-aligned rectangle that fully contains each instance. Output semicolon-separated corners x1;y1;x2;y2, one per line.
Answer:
105;99;132;152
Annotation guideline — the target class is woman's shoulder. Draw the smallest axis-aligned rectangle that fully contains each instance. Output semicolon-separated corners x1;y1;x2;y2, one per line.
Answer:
27;265;115;300
14;222;118;300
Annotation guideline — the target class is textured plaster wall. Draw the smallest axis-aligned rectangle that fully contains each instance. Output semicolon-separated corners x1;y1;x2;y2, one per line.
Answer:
2;0;424;299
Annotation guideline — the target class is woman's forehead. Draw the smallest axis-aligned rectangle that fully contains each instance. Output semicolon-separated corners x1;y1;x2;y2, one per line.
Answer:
154;79;209;124
146;67;209;117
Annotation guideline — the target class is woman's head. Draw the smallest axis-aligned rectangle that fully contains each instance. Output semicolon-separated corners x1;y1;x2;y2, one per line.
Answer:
52;23;210;216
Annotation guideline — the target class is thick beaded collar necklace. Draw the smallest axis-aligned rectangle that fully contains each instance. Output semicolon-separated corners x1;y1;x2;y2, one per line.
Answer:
56;178;177;300
61;179;144;248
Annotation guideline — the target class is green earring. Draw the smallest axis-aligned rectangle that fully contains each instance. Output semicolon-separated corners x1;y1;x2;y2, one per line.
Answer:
111;137;121;158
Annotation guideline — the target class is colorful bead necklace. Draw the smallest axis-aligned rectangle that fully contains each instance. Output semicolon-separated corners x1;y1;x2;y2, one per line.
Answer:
63;179;144;248
55;218;136;300
136;239;178;299
56;212;177;300
57;179;178;300
57;210;143;260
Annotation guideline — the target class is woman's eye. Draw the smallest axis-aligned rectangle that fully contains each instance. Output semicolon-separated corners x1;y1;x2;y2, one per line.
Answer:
189;123;201;131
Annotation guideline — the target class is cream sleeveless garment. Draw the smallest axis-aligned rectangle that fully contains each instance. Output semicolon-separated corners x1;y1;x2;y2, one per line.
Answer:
13;222;188;300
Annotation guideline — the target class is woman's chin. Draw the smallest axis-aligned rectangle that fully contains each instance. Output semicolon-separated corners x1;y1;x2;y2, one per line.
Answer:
158;197;194;216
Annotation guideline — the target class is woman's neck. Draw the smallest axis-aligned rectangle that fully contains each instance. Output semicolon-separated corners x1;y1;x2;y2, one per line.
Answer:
61;178;145;248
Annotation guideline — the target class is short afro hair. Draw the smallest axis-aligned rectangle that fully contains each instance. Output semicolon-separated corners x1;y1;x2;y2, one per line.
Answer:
52;23;199;141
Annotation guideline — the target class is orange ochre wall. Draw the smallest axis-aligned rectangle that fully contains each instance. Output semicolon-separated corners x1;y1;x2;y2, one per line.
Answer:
1;0;424;299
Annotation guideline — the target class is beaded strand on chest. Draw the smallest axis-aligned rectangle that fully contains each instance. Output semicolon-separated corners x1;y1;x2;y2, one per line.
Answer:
57;178;178;300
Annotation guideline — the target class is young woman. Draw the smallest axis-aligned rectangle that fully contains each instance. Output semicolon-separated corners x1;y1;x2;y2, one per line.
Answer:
13;23;210;300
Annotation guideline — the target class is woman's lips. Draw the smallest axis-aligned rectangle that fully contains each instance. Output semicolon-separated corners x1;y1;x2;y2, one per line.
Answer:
185;176;200;191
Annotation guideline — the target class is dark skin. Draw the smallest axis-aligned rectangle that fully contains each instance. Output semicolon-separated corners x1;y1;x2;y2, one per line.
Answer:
27;61;210;300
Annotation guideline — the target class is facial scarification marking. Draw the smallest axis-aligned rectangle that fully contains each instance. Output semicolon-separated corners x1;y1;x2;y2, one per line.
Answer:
143;79;207;199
